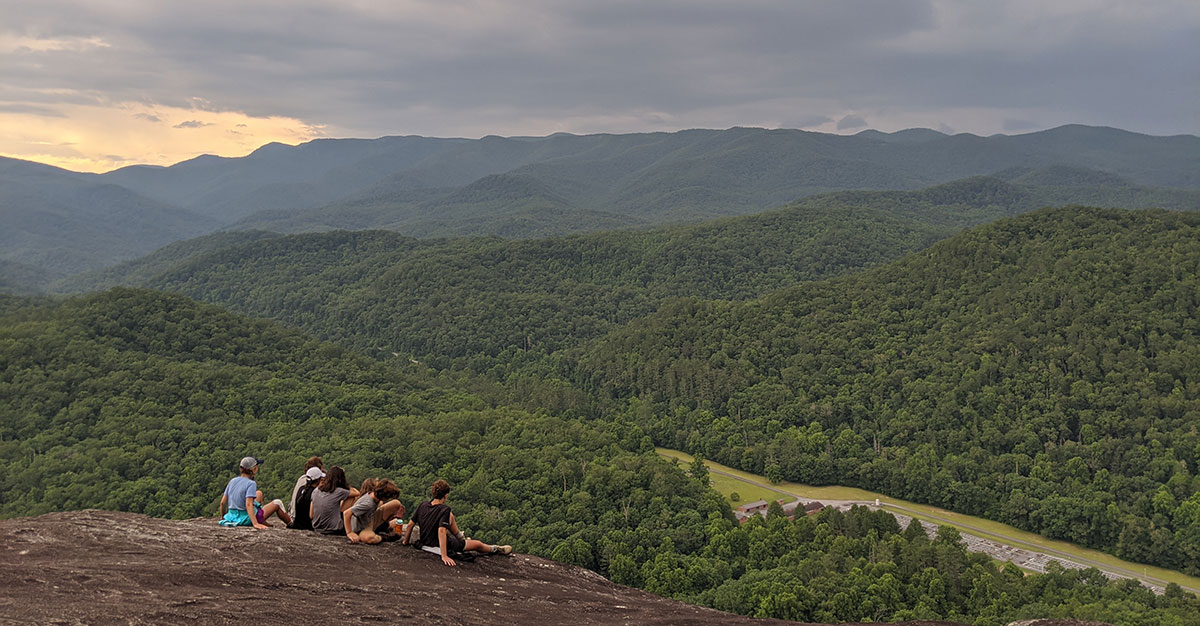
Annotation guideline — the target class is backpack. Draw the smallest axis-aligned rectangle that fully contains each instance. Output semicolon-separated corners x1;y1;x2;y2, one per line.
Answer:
290;479;318;530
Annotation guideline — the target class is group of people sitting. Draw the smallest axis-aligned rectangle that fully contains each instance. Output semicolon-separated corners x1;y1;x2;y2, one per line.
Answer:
218;455;511;566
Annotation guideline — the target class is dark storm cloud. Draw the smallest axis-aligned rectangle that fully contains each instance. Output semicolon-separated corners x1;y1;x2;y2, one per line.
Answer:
1;0;1196;137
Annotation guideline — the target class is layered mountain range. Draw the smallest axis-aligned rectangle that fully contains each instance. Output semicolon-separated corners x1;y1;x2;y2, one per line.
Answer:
3;125;1198;285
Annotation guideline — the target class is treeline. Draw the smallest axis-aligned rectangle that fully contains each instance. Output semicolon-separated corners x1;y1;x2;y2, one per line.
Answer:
573;207;1200;575
2;289;1198;625
647;499;1200;626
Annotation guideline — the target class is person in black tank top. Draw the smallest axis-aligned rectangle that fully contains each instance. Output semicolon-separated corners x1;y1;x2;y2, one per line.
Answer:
402;479;512;566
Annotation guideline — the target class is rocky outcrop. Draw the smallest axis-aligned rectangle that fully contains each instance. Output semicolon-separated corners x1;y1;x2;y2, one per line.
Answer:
0;511;1112;626
0;510;798;625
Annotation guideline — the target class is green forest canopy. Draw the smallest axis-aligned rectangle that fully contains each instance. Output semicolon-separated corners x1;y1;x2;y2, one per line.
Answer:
1;288;1198;625
573;206;1200;576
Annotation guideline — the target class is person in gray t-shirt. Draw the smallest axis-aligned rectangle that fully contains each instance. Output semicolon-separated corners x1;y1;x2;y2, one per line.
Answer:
309;466;359;534
343;478;404;544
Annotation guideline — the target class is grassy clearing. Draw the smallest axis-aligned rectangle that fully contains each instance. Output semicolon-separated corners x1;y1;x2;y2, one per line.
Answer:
657;447;1200;592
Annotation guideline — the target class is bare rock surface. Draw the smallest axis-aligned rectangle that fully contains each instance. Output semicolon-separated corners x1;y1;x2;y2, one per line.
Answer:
0;510;1109;626
0;510;801;625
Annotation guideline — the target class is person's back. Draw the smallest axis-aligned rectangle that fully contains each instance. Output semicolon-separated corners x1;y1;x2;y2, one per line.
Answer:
223;476;256;513
288;457;324;519
343;479;404;545
311;486;351;533
412;499;454;548
218;456;291;529
402;479;510;566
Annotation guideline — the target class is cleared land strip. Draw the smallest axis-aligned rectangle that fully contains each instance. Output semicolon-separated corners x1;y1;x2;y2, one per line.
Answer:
657;449;1199;596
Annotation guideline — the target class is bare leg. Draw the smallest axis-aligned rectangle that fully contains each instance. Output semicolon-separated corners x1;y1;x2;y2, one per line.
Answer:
379;499;405;521
358;527;382;544
464;539;493;553
261;499;292;526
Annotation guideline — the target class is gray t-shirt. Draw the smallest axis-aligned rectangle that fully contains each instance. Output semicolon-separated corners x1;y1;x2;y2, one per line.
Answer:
348;493;378;533
310;487;351;533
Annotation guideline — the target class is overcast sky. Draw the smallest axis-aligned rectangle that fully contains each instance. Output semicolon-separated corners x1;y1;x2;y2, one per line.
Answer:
2;0;1197;172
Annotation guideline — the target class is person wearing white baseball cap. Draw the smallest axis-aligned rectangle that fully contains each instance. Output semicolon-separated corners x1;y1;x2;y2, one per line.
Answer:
217;456;292;529
288;456;326;519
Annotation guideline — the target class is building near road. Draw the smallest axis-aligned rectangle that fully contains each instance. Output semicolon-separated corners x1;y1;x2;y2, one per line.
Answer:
735;499;825;523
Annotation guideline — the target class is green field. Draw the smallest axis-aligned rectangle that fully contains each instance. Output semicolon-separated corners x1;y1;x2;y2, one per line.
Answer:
658;447;1200;593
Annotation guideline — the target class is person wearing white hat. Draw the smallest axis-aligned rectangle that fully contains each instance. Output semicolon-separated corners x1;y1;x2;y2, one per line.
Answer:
217;456;292;529
288;456;326;519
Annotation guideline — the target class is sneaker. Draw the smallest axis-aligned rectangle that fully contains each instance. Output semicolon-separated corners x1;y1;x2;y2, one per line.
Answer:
494;544;512;555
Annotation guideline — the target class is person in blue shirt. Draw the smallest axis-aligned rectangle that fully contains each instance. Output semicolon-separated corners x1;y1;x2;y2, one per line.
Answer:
218;456;292;529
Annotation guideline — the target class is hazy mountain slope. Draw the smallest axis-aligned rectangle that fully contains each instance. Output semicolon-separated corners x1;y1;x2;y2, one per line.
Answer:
225;126;1200;236
49;230;284;293
98;136;465;222
0;156;218;277
67;178;1065;365
6;125;1195;282
0;258;60;294
573;206;1200;574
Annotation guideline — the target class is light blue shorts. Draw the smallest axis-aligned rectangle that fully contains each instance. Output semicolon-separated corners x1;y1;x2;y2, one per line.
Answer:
219;505;263;527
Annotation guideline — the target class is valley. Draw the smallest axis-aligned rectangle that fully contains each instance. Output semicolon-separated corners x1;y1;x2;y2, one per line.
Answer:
658;448;1200;596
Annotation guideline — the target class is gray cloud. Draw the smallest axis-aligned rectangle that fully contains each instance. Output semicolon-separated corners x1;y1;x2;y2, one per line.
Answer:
0;102;66;117
1003;119;1039;132
173;120;211;129
133;112;161;123
1;0;1197;140
784;115;834;129
837;115;868;130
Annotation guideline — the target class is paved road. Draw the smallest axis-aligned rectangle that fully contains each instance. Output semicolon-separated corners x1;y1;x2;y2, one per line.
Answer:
708;466;1198;596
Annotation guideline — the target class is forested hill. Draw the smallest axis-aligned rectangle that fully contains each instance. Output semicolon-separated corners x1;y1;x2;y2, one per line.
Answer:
573;206;1200;575
4;288;1200;625
6;126;1198;285
228;129;1200;237
53;178;1032;363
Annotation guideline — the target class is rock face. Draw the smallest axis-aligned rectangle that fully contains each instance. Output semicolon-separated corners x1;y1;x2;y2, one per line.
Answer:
0;511;1110;626
0;510;800;625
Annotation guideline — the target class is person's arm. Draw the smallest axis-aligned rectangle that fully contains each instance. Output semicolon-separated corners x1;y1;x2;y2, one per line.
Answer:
439;526;455;566
401;519;414;545
218;493;227;517
344;508;359;543
248;496;268;530
288;479;302;518
348;487;361;499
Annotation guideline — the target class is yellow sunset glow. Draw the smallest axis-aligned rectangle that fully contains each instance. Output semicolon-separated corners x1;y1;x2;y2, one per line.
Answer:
0;102;324;173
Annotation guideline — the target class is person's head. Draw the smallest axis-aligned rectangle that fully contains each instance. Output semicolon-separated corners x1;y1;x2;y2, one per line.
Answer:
304;456;324;472
239;456;262;477
320;466;350;493
374;479;400;501
431;479;450;501
304;466;326;483
360;478;377;495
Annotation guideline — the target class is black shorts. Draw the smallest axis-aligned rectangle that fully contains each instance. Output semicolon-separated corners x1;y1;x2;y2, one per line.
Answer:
422;531;466;553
